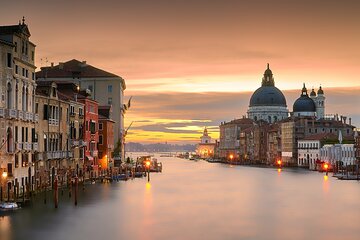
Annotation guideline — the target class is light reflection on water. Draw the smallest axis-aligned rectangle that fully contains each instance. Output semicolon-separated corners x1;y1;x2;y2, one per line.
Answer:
1;156;360;240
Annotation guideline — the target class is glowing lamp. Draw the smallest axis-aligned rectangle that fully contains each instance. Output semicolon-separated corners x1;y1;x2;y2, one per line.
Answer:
229;154;234;160
146;161;151;168
2;171;7;178
323;163;329;170
277;160;282;166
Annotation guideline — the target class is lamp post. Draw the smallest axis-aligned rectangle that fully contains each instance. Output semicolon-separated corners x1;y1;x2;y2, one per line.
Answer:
146;160;151;182
323;162;329;176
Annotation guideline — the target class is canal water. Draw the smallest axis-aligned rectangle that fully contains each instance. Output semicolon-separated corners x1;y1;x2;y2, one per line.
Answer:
1;155;360;240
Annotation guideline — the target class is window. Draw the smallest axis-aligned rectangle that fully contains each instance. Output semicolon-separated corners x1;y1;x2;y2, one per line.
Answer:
14;42;18;52
25;69;28;78
15;65;18;74
22;68;25;76
7;53;12;68
99;123;103;130
99;135;103;145
43;104;49;120
79;107;83;117
90;121;96;134
108;85;112;93
31;51;34;61
108;97;112;105
32;72;35;80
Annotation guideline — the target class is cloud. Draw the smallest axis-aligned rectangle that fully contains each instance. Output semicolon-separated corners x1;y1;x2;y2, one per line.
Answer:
125;86;360;143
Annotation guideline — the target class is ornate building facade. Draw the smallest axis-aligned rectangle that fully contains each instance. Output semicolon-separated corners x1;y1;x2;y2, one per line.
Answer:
0;19;38;194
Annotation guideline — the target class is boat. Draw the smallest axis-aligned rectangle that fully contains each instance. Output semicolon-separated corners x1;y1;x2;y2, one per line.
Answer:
0;202;20;211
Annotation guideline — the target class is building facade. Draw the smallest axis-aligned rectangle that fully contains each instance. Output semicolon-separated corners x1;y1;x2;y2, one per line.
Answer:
98;106;115;169
0;20;37;193
196;127;216;159
36;59;126;160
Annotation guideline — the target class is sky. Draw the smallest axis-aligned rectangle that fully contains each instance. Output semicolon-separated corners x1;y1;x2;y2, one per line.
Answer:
1;0;359;143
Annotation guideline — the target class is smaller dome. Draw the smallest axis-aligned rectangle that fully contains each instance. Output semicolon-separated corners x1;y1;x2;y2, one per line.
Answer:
293;84;316;112
317;86;324;95
310;88;316;97
293;96;316;112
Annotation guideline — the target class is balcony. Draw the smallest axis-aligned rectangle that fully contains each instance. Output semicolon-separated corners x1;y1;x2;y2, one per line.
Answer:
70;111;76;117
24;142;32;151
32;142;38;151
6;109;17;119
79;140;87;147
18;110;24;120
70;140;79;147
17;142;23;150
0;108;5;117
90;150;98;157
33;114;39;122
25;112;33;121
79;113;84;119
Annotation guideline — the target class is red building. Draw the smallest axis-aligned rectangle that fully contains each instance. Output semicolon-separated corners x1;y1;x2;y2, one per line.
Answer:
78;91;99;172
98;106;115;169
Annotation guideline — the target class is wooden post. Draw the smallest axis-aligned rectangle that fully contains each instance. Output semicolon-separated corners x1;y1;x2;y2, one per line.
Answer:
74;175;78;206
54;176;58;208
7;182;10;202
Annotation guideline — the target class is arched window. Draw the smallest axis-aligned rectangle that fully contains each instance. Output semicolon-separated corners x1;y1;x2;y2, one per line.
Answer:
274;116;278;122
254;116;257;121
7;127;13;153
15;84;18;110
268;116;271;123
22;85;26;111
25;87;29;111
7;82;12;109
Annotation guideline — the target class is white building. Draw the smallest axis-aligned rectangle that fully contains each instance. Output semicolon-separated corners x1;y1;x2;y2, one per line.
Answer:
320;144;356;166
298;139;321;170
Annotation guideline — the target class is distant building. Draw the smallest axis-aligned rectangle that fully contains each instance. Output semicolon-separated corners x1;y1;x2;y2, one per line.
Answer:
196;127;216;159
247;64;289;123
218;118;255;160
36;59;126;160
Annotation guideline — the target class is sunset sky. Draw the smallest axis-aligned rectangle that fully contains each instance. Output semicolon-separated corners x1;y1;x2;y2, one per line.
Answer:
1;0;359;143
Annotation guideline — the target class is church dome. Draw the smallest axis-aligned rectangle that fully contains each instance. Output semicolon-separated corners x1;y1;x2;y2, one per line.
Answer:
293;84;316;112
249;64;287;107
249;86;287;107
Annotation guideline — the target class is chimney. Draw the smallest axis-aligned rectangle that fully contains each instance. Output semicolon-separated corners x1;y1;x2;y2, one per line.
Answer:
51;62;54;67
343;116;347;124
349;117;352;125
81;61;87;67
59;62;64;69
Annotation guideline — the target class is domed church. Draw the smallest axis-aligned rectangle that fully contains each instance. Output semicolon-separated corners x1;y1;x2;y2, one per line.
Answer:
247;64;289;123
293;84;325;119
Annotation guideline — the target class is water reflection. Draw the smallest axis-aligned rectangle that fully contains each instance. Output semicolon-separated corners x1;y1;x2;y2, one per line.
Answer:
1;156;360;240
0;215;11;240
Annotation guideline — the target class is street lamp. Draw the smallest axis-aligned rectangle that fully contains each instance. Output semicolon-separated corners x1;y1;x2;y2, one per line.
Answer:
323;162;329;176
145;160;151;182
229;154;234;161
277;159;282;168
